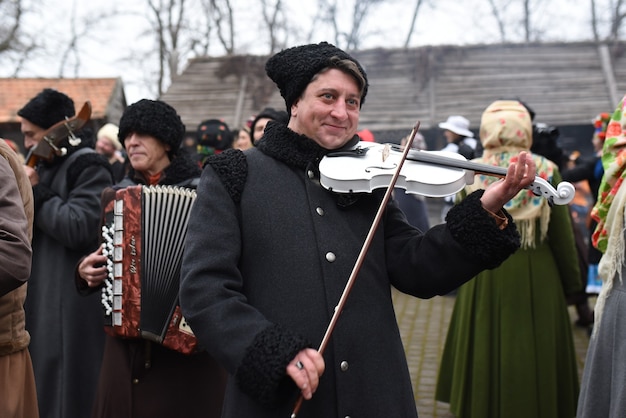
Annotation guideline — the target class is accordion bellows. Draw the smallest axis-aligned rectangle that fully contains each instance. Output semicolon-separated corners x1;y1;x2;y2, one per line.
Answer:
101;185;198;354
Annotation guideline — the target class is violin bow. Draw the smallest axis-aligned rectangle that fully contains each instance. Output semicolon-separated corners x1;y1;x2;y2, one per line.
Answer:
290;122;421;417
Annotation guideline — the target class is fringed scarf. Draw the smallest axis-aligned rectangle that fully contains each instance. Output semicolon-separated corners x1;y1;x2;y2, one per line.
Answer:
590;94;626;327
463;100;553;249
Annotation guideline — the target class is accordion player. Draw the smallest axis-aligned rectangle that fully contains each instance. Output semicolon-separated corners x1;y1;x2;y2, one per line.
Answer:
100;184;198;354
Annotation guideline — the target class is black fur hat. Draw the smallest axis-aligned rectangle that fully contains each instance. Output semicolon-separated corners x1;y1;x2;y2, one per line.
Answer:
118;99;184;156
265;41;369;115
18;88;75;129
250;107;288;138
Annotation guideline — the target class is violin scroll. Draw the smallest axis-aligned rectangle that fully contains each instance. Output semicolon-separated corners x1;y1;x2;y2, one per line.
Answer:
527;177;575;207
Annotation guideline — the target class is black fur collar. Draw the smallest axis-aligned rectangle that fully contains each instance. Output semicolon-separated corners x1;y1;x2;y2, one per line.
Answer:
256;122;359;169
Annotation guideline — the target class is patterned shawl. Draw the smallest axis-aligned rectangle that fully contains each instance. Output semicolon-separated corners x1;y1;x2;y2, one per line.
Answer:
590;95;626;297
591;96;626;250
464;100;553;248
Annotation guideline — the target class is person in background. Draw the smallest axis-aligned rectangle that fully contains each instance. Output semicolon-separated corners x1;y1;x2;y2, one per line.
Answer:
438;115;477;160
181;132;199;160
0;138;38;418
76;99;227;418
436;99;581;418
250;107;288;144
527;105;598;328
179;41;536;418
196;119;234;165
565;152;594;239
393;131;431;231
576;94;626;417
563;112;611;296
4;138;26;163
232;126;253;151
19;88;113;418
95;123;126;183
438;115;478;221
357;128;375;142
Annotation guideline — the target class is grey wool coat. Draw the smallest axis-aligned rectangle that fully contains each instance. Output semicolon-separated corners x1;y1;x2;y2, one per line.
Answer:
180;122;521;418
25;136;113;418
576;225;626;418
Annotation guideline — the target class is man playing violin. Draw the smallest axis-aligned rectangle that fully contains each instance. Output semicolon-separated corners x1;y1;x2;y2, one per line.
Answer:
19;88;113;418
180;42;536;418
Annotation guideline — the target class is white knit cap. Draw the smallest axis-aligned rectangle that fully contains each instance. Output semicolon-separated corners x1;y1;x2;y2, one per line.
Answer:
97;123;122;150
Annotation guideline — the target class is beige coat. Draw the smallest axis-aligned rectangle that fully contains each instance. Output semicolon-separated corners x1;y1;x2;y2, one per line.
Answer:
0;139;33;354
0;139;38;418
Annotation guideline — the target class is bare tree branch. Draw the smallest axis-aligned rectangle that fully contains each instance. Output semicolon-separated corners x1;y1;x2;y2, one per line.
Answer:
317;0;341;46
145;0;194;96
345;0;372;49
0;0;22;53
404;0;424;48
487;0;507;42
590;0;600;42
609;0;626;42
56;1;127;78
147;0;167;96
316;0;386;50
260;0;287;54
523;0;530;42
209;0;235;54
190;0;213;56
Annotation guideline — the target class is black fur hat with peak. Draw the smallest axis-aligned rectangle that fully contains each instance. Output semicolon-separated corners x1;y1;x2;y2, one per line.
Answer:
265;41;369;115
118;99;184;156
18;88;75;129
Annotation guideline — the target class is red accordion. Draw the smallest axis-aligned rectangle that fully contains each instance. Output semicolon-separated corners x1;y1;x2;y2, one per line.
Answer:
101;185;199;354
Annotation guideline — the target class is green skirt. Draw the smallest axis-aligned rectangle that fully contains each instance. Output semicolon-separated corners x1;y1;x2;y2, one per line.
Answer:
435;243;579;418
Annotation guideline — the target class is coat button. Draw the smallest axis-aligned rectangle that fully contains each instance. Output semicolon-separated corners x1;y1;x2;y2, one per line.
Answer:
325;252;336;262
340;361;349;371
316;207;325;216
132;378;139;384
307;170;315;179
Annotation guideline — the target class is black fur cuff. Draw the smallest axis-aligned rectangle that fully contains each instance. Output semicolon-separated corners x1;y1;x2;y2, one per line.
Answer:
32;183;57;212
446;190;520;269
236;324;310;407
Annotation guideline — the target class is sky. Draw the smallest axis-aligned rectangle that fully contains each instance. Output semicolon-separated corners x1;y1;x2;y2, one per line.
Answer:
4;0;594;104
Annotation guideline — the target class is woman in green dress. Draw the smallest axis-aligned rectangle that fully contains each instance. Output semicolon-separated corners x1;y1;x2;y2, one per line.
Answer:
436;99;581;418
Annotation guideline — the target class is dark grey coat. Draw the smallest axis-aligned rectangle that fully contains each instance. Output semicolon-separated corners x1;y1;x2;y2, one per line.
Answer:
576;227;626;418
25;137;113;418
180;123;520;418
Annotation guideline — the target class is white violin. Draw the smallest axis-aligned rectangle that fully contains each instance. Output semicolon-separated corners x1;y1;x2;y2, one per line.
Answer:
318;142;575;206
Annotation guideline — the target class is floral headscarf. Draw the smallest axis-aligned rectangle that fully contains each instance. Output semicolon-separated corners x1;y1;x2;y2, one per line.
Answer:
591;95;626;258
588;95;626;327
464;100;554;248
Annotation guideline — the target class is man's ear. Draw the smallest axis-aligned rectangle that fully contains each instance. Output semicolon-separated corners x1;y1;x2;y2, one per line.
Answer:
291;100;299;117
